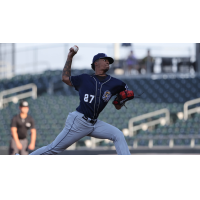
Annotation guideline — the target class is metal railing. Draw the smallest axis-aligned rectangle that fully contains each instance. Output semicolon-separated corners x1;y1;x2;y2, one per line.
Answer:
89;109;170;148
128;109;170;136
75;135;200;150
0;83;37;109
183;97;200;120
132;135;200;149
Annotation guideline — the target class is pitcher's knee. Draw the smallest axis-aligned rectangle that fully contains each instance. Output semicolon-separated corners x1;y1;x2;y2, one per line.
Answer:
39;142;63;155
41;147;64;155
48;145;66;155
113;130;125;142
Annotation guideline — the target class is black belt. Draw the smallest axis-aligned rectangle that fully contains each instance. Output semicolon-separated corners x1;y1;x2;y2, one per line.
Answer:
82;115;97;125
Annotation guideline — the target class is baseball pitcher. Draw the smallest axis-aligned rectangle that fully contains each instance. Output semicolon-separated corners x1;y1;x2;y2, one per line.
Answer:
30;46;134;155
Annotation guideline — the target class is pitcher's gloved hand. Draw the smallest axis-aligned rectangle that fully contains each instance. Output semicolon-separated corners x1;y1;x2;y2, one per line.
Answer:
112;90;134;107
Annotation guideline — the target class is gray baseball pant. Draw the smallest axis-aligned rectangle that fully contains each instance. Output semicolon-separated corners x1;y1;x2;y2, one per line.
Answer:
9;138;29;155
30;111;130;155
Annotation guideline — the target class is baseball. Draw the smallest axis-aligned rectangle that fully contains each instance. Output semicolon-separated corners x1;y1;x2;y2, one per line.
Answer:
72;45;79;52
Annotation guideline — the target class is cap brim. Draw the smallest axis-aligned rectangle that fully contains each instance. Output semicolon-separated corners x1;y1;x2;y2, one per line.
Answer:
101;57;114;64
91;57;114;65
91;56;114;71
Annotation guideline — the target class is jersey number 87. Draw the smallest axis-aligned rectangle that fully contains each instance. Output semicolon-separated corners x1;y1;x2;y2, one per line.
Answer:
84;94;95;103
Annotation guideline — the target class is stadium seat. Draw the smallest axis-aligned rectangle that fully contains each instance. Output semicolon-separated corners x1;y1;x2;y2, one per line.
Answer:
1;71;200;149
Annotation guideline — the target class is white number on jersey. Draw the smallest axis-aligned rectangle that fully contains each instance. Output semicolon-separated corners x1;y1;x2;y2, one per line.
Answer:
84;94;94;103
89;95;94;103
84;94;89;102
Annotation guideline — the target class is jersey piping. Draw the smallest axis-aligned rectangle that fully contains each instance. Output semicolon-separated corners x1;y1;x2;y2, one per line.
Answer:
92;77;98;119
96;76;111;118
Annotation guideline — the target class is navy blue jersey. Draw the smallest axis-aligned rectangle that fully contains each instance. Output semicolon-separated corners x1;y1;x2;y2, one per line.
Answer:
70;74;128;119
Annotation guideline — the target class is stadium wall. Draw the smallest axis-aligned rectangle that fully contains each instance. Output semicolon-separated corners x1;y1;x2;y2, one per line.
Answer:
1;148;200;155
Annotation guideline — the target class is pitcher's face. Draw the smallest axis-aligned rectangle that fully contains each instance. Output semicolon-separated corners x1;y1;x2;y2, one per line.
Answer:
95;58;110;72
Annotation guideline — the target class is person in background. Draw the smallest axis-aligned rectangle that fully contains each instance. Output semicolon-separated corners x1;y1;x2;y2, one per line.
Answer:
140;49;155;74
125;51;139;75
9;100;36;155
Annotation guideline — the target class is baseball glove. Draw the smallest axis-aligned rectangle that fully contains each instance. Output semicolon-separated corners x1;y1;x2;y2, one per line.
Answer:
112;90;134;108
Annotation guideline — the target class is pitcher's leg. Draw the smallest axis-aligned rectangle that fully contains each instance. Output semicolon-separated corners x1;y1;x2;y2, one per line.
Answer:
89;120;130;155
29;126;71;155
30;112;93;155
30;125;80;155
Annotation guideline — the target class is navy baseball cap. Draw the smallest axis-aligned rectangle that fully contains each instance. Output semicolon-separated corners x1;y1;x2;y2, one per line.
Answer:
91;53;114;70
